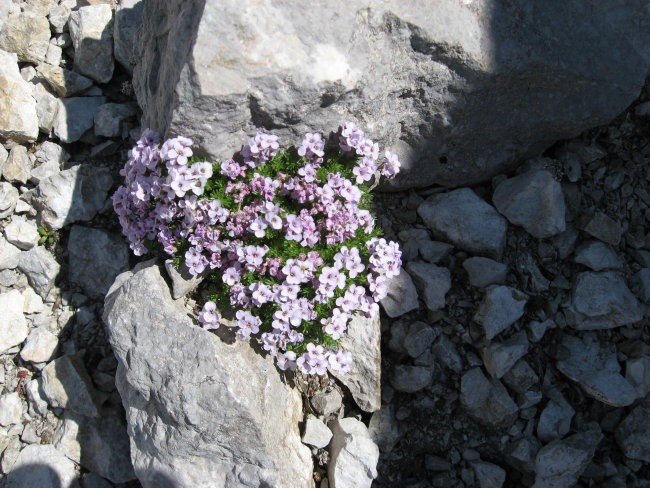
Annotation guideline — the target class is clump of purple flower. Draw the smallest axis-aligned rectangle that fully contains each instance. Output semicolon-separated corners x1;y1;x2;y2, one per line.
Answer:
114;123;402;376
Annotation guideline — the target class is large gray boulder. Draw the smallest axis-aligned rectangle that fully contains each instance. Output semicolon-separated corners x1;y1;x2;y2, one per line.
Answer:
133;0;650;189
103;263;313;488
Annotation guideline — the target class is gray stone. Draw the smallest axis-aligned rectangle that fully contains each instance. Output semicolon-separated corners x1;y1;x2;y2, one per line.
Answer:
571;271;643;330
48;2;72;34
41;354;103;418
390;365;433;393
0;49;39;143
0;289;28;354
418;189;507;259
302;415;333;449
0;236;21;270
4;217;39;250
30;164;114;230
34;141;69;167
463;257;508;287
164;259;208;299
405;261;451;312
625;356;650;397
329;313;381;413
380;269;419;317
68;226;129;299
4;444;80;488
0;10;50;64
53;408;136;483
556;335;637;407
3;146;32;184
25;378;48;417
579;211;622;246
0;182;19;219
506;437;541;475
17;246;60;299
19;326;59;363
103;263;313;488
403;322;436;358
45;43;62;67
0;393;23;426
493;169;566;238
537;393;575;442
114;0;144;74
81;474;113;488
431;334;463;373
69;5;114;84
29;81;59;134
397;228;453;264
615;406;650;463
533;429;603;488
632;268;650;302
502;359;538;393
460;367;518;430
482;330;530;379
527;319;556;343
574;240;623;271
0;144;7;172
36;63;94;97
473;285;528;340
472;461;506;488
133;1;650;190
328;417;379;488
368;405;400;454
53;96;107;143
310;389;343;418
22;286;44;314
425;454;452;471
94;102;138;137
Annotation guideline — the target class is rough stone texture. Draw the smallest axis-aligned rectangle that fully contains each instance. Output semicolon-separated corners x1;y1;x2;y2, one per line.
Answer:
134;1;650;190
571;271;643;330
329;313;381;413
30;81;60;134
0;49;39;143
3;146;32;184
48;2;72;34
460;367;518;430
472;461;506;488
301;415;333;449
573;240;623;271
114;0;144;74
419;189;507;259
506;437;541;476
533;429;603;488
633;268;650;302
380;269;419;317
625;356;650;397
493;169;566;238
53;96;107;143
402;322;437;358
4;217;39;250
390;365;434;393
462;257;508;288
368;405;400;455
537;392;575;443
328;417;379;488
3;444;80;488
405;261;451;312
431;334;463;373
0;10;50;64
0;393;23;427
41;354;103;418
164;259;208;299
0;182;19;219
615;406;650;463
502;360;538;394
19;326;59;363
0;235;21;270
473;285;528;340
579;211;622;246
30;164;114;230
481;330;529;379
36;63;94;97
68;5;114;83
67;226;129;299
17;246;60;299
0;289;28;354
103;263;313;488
53;408;136;483
556;335;637;407
310;389;343;418
94;102;138;137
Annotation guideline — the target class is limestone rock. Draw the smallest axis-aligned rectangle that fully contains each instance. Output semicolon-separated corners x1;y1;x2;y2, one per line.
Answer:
36;63;94;97
0;289;28;354
473;285;528;340
0;182;19;219
0;49;39;143
0;235;21;270
29;81;59;134
302;415;333;449
94;102;138;137
390;365;433;393
460;367;518;430
493;169;566;238
17;246;60;299
571;271;642;330
19;326;59;363
164;259;208;299
406;261;451;312
418;189;507;259
573;240;623;271
615;406;650;463
310;389;343;418
4;217;39;250
537;392;575;443
48;2;72;34
328;417;379;488
114;0;144;74
53;96;107;143
431;334;463;373
402;321;437;358
3;146;32;184
380;269;419;317
463;257;508;288
482;330;530;379
625;356;650;397
103;263;313;488
69;5;114;83
133;0;650;189
67;226;129;299
472;461;506;488
579;211;622;246
329;312;381;413
0;10;50;64
0;393;23;427
3;444;80;488
31;164;114;230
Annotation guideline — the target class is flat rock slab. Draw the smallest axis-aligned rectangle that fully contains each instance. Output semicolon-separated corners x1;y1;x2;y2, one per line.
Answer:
556;335;637;407
69;5;114;83
0;289;28;354
571;271;642;330
103;263;313;488
418;188;507;259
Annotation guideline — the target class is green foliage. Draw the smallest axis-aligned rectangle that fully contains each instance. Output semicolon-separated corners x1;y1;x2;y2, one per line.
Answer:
37;226;56;247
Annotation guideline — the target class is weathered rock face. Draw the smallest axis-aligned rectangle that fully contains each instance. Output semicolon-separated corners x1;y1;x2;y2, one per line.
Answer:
134;0;650;189
103;263;313;488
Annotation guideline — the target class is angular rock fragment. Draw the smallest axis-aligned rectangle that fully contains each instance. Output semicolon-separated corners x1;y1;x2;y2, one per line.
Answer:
405;261;451;312
0;182;19;219
463;257;508;288
301;415;333;449
0;289;28;354
17;246;60;299
0;392;23;427
537;392;575;442
482;330;529;379
472;461;506;488
36;63;94;97
506;436;541;475
4;217;39;250
3;146;32;184
0;10;50;64
615;406;650;463
0;236;21;270
493;169;566;238
4;444;80;488
328;417;379;488
0;49;39;143
20;326;59;363
69;5;114;83
625;356;650;397
114;0;144;74
29;81;59;134
473;285;528;340
402;321;437;358
53;96;107;143
418;189;507;259
573;240;623;271
164;259;208;299
461;367;518;430
579;211;622;246
390;365;434;393
431;334;463;373
380;269;419;317
94;102;138;137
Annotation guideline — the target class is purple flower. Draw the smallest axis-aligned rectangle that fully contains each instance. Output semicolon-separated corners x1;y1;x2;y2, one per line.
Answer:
242;131;279;166
198;301;220;330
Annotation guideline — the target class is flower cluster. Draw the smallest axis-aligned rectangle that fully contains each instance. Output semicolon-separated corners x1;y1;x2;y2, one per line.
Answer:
114;123;402;376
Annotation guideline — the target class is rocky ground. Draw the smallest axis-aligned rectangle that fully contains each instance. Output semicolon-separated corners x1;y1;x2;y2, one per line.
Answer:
0;1;649;487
